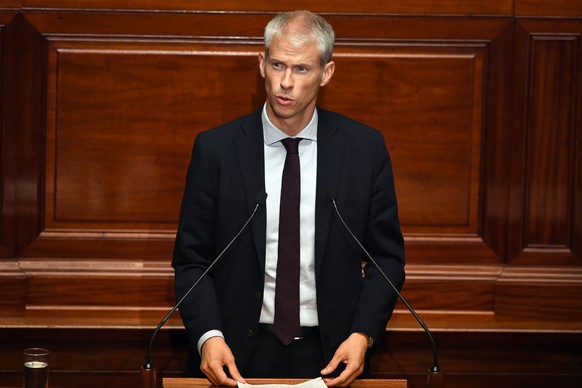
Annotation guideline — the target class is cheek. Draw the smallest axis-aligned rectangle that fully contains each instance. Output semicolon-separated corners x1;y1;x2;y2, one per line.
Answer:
265;73;279;89
301;82;320;99
263;76;273;92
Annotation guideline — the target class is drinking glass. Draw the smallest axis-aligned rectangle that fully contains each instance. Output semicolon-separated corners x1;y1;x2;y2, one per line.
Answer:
23;348;49;388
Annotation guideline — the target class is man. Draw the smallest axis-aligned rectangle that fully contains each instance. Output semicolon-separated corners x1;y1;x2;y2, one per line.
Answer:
173;10;405;387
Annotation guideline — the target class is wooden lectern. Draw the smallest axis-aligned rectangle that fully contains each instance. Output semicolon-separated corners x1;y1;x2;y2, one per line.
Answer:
163;378;407;387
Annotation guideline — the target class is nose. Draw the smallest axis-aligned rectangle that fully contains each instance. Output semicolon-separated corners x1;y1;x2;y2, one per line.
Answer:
280;68;293;90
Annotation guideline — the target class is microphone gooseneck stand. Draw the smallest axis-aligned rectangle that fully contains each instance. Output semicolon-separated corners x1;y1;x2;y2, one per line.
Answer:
329;194;444;388
140;192;267;388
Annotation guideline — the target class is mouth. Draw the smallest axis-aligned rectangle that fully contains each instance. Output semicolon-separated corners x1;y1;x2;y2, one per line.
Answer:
275;95;294;106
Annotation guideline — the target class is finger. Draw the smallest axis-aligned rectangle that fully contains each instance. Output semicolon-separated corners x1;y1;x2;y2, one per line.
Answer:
201;359;228;386
320;354;343;376
201;361;224;386
325;355;366;387
205;363;238;387
224;360;246;384
323;367;358;388
204;357;244;386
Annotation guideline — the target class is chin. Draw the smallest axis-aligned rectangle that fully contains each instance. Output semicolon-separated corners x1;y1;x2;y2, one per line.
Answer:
272;107;294;120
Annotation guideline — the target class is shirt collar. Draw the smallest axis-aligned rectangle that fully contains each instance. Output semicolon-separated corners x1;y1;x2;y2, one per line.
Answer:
262;103;318;146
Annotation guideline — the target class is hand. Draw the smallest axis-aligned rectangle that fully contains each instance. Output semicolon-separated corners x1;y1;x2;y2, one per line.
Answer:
320;332;369;387
200;336;246;386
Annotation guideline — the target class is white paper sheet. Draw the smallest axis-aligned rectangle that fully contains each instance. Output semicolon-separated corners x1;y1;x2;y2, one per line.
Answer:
237;377;327;388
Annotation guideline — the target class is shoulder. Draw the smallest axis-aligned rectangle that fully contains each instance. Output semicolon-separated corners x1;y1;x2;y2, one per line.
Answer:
196;109;262;144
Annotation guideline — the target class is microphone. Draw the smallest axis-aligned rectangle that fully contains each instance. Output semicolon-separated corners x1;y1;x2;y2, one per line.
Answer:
140;191;268;388
327;191;443;388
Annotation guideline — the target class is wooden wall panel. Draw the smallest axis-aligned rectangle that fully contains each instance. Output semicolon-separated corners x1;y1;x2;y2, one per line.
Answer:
495;267;582;321
12;13;45;254
330;49;484;232
45;41;262;230
1;1;582;387
1;12;21;317
20;0;515;15
14;12;514;267
0;261;25;316
21;260;174;309
516;0;582;17
374;331;582;388
1;11;20;259
525;36;577;247
1;328;581;388
39;41;494;257
509;19;582;266
0;15;7;256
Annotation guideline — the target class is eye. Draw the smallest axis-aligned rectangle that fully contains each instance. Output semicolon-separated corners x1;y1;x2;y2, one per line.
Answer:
296;66;307;72
272;62;284;70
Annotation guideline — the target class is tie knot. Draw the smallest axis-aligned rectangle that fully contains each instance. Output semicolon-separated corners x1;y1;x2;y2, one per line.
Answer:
281;138;301;154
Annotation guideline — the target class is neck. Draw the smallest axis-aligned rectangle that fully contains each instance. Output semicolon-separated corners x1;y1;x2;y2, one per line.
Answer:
266;105;315;137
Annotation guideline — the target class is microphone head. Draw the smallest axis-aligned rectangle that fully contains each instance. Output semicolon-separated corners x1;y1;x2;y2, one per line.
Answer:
327;190;336;202
255;191;268;205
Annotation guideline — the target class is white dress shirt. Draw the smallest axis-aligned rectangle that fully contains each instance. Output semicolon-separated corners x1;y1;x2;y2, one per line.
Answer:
260;104;319;327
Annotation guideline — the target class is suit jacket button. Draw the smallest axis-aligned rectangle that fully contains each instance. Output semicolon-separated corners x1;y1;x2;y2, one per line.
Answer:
247;329;254;338
255;291;262;301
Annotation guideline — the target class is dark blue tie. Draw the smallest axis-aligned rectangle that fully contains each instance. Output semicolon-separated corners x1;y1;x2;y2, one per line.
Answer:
274;138;302;345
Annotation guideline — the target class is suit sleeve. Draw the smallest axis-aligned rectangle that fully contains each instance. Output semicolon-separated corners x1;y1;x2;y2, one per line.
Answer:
172;132;223;348
350;130;406;347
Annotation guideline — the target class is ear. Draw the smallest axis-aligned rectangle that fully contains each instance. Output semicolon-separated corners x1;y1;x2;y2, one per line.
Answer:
320;60;335;87
258;52;266;78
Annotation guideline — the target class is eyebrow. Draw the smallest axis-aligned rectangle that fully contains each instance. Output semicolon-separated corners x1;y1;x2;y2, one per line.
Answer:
269;57;313;68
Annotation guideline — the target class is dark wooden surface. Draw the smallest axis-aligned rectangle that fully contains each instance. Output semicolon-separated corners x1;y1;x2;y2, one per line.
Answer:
0;326;581;387
1;0;581;387
163;378;408;387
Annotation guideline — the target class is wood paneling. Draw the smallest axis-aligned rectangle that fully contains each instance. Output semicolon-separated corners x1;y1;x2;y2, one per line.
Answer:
496;267;582;321
0;261;25;315
1;328;581;388
44;42;261;230
1;11;19;258
374;331;582;388
14;12;515;266
20;0;515;15
509;18;582;266
526;36;577;246
1;1;581;387
325;47;485;233
516;0;582;17
0;16;7;256
0;0;19;8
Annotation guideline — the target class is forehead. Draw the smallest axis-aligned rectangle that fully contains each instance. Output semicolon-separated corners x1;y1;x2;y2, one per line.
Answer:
267;35;321;65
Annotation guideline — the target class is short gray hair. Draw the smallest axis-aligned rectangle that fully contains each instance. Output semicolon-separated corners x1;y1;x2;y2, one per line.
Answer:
264;10;335;66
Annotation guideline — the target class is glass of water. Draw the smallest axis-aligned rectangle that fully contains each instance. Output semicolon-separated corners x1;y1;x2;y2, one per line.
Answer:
23;348;49;388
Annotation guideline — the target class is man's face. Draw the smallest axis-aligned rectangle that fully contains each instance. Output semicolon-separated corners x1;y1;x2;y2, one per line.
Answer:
259;34;335;135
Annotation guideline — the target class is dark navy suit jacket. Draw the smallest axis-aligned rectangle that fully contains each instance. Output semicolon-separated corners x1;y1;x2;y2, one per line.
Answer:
172;107;405;373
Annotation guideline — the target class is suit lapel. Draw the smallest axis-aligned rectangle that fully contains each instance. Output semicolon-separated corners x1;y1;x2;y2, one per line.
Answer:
234;108;345;277
315;109;345;275
235;110;267;275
